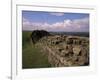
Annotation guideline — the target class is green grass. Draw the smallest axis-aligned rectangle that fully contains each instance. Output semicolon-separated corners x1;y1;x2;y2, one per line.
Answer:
22;31;51;69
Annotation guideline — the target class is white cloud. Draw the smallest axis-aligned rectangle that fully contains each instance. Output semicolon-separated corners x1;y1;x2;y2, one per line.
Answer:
22;17;89;32
50;12;64;16
22;18;31;25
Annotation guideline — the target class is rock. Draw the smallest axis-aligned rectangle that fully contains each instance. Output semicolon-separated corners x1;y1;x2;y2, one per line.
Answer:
67;39;73;44
78;56;86;65
33;34;89;67
57;48;63;52
67;45;73;53
73;46;81;55
60;50;69;57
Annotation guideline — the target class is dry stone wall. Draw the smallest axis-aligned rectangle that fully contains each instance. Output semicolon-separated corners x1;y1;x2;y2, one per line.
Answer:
35;35;89;67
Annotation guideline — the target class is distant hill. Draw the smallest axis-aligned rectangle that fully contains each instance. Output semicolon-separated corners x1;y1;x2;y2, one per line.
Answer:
50;32;89;37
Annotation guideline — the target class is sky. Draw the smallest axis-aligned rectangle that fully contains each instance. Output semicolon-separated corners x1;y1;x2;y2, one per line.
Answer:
22;11;89;32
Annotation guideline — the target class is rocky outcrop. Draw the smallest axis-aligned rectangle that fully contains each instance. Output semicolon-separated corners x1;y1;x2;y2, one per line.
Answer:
33;31;89;67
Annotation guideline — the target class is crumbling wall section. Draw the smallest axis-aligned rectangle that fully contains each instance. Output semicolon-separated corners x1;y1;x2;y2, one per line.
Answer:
36;35;89;67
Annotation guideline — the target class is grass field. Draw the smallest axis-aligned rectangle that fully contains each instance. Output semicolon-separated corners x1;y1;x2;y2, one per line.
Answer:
22;31;51;69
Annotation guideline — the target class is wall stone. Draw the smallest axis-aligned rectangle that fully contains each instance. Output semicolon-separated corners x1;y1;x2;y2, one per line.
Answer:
35;35;89;67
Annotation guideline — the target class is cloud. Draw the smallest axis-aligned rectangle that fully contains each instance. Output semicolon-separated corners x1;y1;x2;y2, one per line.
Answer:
50;12;64;16
22;17;89;32
23;18;30;25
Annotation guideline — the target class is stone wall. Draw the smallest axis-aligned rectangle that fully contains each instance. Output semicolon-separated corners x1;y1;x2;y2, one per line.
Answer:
36;35;89;67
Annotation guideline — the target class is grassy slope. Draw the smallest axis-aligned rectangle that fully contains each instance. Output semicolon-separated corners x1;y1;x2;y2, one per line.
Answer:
22;31;51;69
